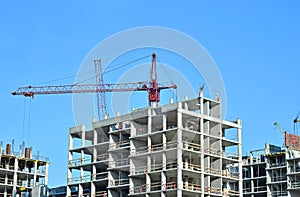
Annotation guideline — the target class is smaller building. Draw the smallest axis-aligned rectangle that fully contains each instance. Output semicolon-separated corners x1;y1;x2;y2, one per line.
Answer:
243;143;300;197
0;141;49;197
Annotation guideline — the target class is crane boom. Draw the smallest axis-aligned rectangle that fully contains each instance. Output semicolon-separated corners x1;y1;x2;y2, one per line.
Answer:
273;122;286;136
11;82;176;97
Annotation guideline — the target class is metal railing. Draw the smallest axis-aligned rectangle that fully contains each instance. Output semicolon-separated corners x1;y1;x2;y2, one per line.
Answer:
110;178;129;186
94;191;107;197
109;158;129;168
183;182;201;191
109;140;130;150
183;162;201;172
68;172;108;184
204;147;222;156
205;187;221;194
204;167;221;175
182;141;201;152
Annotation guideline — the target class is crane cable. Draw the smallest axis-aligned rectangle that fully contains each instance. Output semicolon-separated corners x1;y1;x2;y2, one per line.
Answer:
156;57;178;102
73;55;151;85
22;98;32;147
31;55;150;86
22;98;26;143
27;99;32;146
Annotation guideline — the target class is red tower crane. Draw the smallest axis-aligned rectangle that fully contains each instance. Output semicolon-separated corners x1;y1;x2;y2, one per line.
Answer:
11;53;177;120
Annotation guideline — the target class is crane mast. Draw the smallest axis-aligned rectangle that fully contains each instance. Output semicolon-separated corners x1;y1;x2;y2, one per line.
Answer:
11;54;177;120
94;59;107;120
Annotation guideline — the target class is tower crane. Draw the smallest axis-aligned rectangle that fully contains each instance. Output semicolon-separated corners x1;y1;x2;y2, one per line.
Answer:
293;111;300;135
293;111;300;124
11;53;177;120
273;122;287;136
273;122;287;147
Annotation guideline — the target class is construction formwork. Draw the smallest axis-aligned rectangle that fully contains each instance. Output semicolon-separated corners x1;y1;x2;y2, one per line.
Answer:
0;142;49;197
67;96;242;197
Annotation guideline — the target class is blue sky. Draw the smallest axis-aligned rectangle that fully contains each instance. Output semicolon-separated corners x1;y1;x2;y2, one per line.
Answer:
1;1;300;187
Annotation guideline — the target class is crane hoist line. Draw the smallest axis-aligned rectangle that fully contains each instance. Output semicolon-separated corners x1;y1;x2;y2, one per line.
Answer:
11;53;177;120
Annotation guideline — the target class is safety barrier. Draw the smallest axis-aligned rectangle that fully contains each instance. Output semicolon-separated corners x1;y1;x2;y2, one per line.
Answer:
204;167;221;175
204;148;222;156
183;162;201;172
109;140;130;150
0;177;13;185
205;186;221;194
130;165;147;175
68;172;108;184
94;190;107;197
183;141;201;152
110;178;129;186
183;182;201;191
109;158;129;168
291;182;300;188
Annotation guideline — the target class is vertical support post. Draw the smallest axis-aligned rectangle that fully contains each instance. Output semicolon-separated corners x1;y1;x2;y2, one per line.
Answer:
12;157;18;197
237;119;243;197
177;102;183;196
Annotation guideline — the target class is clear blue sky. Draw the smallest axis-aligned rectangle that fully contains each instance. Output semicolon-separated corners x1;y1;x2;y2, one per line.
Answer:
1;1;300;187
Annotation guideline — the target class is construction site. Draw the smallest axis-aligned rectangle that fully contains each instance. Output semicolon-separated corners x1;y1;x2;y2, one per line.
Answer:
2;53;300;197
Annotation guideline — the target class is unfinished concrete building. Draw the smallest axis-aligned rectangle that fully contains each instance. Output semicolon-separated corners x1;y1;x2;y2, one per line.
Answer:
67;96;242;197
242;142;300;197
0;142;49;197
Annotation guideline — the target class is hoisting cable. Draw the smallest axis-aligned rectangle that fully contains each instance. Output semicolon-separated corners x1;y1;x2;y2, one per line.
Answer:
103;55;151;75
73;55;151;85
27;99;32;146
22;98;27;143
156;57;178;102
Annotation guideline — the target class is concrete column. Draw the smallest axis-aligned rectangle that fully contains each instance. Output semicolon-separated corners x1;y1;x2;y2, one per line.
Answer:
147;136;151;192
81;129;85;148
4;186;7;197
200;117;205;197
33;161;37;187
78;184;83;196
237;119;243;197
163;114;166;131
44;162;49;195
67;132;73;197
250;156;254;193
91;182;95;197
177;103;183;196
148;108;152;135
161;171;166;195
93;128;97;145
13;157;18;197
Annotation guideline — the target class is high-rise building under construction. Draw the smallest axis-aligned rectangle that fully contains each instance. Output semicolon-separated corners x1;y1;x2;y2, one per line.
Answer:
67;95;242;197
